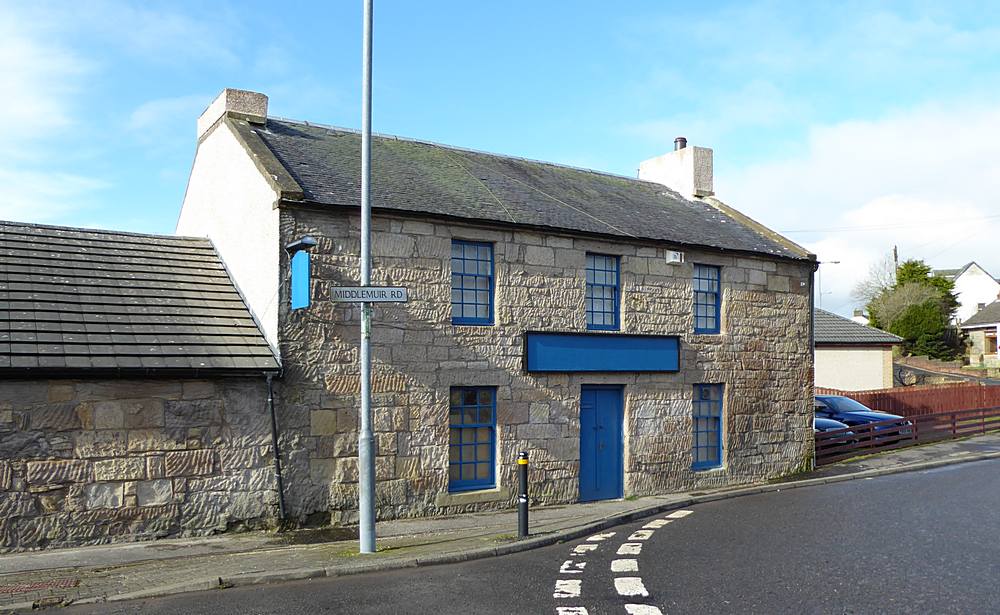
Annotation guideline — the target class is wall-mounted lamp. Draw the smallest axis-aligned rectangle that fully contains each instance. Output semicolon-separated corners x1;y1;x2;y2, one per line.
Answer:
286;236;317;310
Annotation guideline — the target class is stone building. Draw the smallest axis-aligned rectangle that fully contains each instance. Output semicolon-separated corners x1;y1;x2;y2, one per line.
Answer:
1;88;818;552
0;221;280;552
961;301;1000;368
176;89;818;526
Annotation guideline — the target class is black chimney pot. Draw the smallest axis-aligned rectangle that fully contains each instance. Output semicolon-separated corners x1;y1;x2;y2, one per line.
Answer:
674;137;687;151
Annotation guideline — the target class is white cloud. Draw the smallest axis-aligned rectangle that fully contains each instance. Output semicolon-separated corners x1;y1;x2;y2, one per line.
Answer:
721;102;1000;316
0;3;105;222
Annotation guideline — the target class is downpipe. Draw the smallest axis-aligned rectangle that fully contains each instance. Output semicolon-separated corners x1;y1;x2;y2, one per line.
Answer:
267;373;287;521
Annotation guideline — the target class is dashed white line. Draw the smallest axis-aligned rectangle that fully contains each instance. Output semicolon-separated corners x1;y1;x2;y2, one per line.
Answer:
627;529;654;541
553;579;582;598
624;605;663;615
666;509;693;519
614;577;649;597
642;519;671;529
572;543;599;555
611;558;638;572
587;531;616;542
556;607;589;615
616;543;643;555
559;560;587;574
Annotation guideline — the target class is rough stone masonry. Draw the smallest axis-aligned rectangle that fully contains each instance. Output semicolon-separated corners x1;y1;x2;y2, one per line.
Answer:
274;207;815;526
0;378;276;552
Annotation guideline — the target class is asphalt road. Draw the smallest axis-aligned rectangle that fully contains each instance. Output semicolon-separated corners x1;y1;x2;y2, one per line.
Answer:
65;459;1000;615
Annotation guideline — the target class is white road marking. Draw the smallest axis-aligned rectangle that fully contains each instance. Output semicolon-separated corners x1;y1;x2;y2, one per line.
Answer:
611;558;638;572
628;529;654;541
666;509;693;519
587;531;616;542
560;560;587;574
617;543;642;555
553;579;582;598
643;519;671;529
556;608;589;615
572;543;598;555
624;605;663;615
614;577;649;597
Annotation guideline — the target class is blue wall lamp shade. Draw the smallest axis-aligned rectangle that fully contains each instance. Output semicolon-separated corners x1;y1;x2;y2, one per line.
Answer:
287;236;317;310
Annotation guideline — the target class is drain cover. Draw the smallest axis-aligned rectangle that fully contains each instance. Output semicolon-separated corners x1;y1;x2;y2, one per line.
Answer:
0;578;80;594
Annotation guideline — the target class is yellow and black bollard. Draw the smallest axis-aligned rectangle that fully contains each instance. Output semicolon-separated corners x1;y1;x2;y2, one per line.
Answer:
517;451;529;538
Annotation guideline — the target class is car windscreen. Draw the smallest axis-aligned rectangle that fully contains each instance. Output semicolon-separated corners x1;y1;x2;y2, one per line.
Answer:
823;396;875;413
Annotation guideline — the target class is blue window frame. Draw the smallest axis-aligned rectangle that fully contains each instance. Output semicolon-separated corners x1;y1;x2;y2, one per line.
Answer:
586;253;620;330
290;250;311;310
451;240;494;325
449;387;496;492
692;384;723;470
693;264;721;333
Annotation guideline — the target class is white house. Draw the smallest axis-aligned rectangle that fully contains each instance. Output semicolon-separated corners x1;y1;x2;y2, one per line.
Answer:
933;262;1000;324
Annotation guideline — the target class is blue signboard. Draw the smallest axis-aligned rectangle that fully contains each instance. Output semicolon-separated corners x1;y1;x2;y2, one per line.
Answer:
525;332;680;373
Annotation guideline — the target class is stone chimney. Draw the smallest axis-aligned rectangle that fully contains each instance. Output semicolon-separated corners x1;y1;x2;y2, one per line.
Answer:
638;137;714;199
197;88;268;139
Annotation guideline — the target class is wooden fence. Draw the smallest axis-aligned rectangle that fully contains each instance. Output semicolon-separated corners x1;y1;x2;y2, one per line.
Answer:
815;382;1000;417
815;406;1000;465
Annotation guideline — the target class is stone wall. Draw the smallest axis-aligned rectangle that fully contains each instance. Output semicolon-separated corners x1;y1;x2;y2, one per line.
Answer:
0;378;279;552
274;207;815;525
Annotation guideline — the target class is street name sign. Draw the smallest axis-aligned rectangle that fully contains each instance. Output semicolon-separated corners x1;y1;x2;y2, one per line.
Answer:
330;286;408;303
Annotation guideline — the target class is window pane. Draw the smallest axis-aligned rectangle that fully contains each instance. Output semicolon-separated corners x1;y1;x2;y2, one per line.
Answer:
477;304;489;319
476;443;491;460
449;446;459;462
449;466;460;481
476;463;491;479
462;465;475;481
478;389;493;405
477;427;491;442
462;429;475;444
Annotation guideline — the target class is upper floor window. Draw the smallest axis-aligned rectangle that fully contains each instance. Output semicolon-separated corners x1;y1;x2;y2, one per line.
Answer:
449;386;496;492
693;264;721;334
586;253;620;330
451;240;494;325
692;383;723;470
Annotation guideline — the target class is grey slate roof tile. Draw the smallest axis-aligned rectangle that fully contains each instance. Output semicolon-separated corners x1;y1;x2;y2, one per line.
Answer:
962;301;1000;327
814;308;902;345
0;220;279;377
250;119;807;261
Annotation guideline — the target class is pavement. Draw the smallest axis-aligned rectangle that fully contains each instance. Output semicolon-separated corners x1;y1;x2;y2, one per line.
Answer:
3;432;1000;613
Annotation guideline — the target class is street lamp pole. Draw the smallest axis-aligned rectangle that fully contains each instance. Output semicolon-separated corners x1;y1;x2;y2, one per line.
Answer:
358;0;376;554
817;260;841;309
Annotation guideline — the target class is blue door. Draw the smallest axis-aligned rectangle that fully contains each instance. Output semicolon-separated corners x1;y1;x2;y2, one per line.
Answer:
579;386;624;502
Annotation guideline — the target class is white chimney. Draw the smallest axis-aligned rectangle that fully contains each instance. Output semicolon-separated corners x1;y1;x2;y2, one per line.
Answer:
638;137;714;199
197;88;268;139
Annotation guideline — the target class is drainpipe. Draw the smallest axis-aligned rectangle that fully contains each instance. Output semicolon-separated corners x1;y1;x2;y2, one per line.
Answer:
808;261;818;471
266;373;287;521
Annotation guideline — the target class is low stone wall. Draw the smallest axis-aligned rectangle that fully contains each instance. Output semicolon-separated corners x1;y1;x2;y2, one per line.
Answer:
0;378;280;553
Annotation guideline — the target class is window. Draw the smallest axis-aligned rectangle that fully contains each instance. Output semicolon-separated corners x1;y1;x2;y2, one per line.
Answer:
987;332;998;355
692;384;723;469
693;264;721;333
451;240;494;325
290;250;311;310
449;387;496;491
586;253;620;330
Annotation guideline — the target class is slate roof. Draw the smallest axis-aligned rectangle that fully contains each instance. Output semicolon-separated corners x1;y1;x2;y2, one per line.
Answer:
0;221;279;377
248;119;808;261
962;301;1000;328
814;309;902;345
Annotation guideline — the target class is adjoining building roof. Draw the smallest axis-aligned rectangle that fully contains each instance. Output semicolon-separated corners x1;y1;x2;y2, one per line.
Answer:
246;119;809;261
962;301;1000;328
814;309;902;346
0;221;279;377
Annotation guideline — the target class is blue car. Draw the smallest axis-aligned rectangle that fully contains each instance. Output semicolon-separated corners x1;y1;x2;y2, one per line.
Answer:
814;395;912;438
814;417;851;433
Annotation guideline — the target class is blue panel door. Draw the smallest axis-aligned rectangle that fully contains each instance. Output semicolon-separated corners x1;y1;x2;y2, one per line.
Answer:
579;386;624;502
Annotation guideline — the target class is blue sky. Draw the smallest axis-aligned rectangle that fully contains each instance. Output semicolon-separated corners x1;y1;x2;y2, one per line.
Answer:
4;1;1000;315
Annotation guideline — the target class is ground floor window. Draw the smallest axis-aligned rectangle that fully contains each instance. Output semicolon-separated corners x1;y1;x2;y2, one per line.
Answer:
692;384;723;469
986;332;998;355
449;386;496;491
